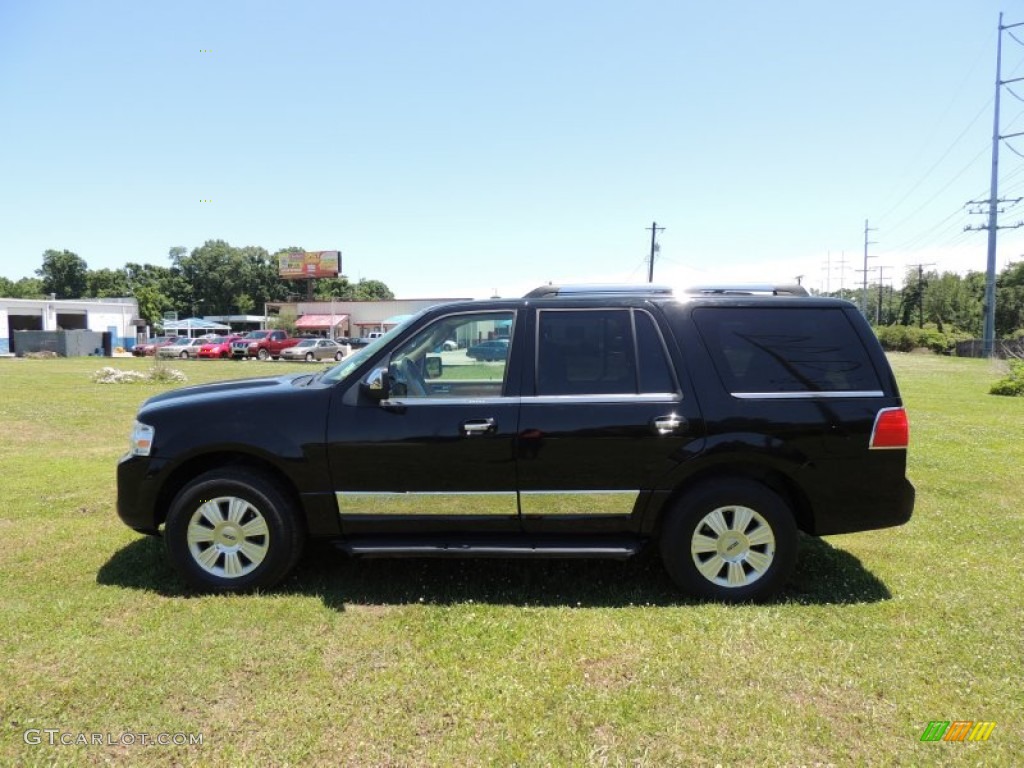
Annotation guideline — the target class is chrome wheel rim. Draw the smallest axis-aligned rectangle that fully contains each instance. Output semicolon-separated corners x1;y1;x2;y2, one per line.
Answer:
690;505;775;588
186;496;270;578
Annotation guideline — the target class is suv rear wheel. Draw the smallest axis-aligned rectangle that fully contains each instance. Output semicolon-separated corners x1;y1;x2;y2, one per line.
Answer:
165;468;304;592
660;479;797;602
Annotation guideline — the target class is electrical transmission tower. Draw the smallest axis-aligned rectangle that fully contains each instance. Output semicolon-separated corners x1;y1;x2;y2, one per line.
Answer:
966;13;1024;356
861;220;877;315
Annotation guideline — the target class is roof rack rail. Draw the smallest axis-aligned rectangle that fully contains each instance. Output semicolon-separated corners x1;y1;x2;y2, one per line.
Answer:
683;283;809;297
523;283;675;299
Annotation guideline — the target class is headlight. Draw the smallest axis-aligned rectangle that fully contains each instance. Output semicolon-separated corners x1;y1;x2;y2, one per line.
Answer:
129;421;155;457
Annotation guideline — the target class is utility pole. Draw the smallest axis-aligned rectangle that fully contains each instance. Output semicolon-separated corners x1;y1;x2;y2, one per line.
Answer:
862;219;877;316
646;221;665;283
966;13;1024;356
876;265;890;325
907;262;936;328
837;252;848;300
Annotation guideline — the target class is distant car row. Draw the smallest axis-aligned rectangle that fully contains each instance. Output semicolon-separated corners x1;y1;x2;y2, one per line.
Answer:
132;335;356;361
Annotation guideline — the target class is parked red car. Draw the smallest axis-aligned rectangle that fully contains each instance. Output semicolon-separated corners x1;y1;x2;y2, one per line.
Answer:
131;336;175;357
197;335;243;359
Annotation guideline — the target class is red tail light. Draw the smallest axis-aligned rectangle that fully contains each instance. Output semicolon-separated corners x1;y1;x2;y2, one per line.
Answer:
870;407;909;450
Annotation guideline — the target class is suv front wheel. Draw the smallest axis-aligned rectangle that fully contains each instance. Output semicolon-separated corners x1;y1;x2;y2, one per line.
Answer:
660;479;797;602
165;468;305;592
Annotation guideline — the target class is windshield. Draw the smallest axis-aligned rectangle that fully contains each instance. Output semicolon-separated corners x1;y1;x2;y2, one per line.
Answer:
295;339;316;347
320;311;426;384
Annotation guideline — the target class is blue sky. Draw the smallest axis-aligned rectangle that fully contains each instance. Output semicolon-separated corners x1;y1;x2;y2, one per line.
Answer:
2;0;1023;299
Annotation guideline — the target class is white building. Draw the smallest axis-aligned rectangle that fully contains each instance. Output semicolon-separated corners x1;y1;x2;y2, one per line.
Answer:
0;297;139;355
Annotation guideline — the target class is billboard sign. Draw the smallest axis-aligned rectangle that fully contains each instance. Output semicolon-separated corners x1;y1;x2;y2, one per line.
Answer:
279;250;341;279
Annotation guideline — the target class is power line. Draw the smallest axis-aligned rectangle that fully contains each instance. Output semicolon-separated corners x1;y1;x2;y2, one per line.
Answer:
882;144;991;235
875;102;992;226
875;43;991;225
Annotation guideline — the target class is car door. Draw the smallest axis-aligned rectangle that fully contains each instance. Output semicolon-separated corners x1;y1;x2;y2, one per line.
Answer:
517;305;701;533
326;309;523;535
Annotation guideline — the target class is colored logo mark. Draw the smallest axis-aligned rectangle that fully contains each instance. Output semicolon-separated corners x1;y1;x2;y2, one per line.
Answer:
920;721;996;742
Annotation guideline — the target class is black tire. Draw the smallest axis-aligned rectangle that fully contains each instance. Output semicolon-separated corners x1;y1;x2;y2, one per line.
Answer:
334;352;343;361
165;468;305;592
257;348;270;361
660;479;798;602
305;352;314;362
180;351;188;359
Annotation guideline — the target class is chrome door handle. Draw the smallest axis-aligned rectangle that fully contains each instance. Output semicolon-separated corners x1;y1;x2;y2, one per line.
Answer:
462;418;496;436
652;415;683;435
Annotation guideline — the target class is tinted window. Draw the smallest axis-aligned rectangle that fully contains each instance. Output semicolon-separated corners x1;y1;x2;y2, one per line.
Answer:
537;310;635;395
635;310;676;393
693;307;881;393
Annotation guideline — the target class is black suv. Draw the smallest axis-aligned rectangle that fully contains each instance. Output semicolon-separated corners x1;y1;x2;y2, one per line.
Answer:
117;284;913;601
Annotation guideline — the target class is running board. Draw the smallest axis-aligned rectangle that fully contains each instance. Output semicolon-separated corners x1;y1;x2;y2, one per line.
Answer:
336;535;643;560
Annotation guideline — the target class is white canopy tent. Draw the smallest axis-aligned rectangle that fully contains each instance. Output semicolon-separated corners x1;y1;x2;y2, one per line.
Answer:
161;317;232;337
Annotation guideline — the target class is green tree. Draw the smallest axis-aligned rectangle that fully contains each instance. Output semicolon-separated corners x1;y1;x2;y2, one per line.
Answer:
234;293;255;315
172;241;290;316
134;284;173;328
121;261;186;321
314;276;395;301
996;261;1024;337
12;277;45;298
36;249;88;298
898;267;924;326
86;268;130;297
351;278;395;300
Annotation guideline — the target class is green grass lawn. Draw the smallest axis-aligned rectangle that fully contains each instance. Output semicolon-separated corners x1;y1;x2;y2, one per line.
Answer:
0;353;1021;766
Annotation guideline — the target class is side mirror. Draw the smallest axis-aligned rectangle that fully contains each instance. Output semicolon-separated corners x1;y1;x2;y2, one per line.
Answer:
424;354;442;379
361;366;390;400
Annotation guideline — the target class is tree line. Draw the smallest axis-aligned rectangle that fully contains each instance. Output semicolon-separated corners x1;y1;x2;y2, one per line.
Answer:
5;244;1024;339
810;261;1024;339
0;241;394;327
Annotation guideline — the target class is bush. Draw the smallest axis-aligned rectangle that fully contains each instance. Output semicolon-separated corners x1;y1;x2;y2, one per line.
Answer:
873;325;972;355
92;364;187;384
990;360;1024;396
874;325;917;353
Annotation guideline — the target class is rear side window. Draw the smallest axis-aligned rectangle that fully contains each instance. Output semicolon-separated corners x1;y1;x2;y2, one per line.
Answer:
536;309;677;396
693;307;881;394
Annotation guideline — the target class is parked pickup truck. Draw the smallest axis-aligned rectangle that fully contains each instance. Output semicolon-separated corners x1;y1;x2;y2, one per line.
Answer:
230;330;300;360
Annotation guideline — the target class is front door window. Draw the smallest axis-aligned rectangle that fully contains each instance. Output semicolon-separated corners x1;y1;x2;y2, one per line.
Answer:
388;311;515;400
